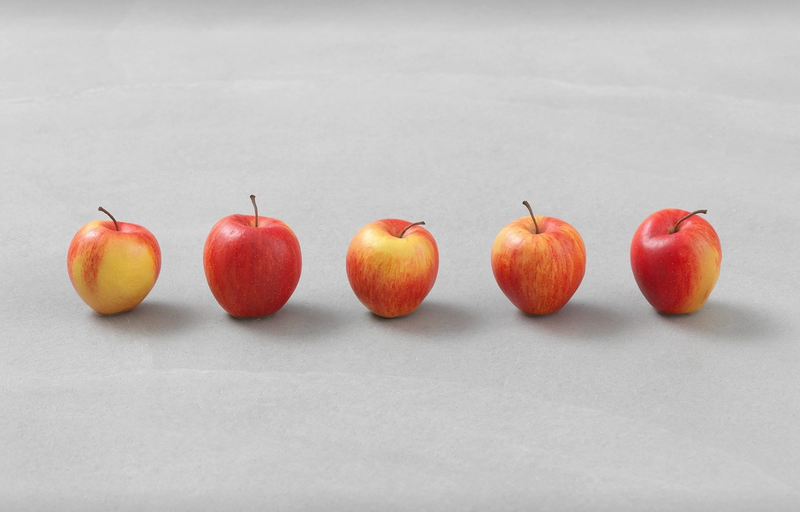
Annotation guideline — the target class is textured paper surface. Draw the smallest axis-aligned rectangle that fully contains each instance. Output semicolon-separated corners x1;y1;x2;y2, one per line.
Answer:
2;1;800;509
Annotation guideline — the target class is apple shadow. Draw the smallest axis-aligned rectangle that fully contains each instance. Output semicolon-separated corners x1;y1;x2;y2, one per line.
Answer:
225;301;346;341
367;301;478;337
658;300;782;342
517;301;629;341
90;301;195;335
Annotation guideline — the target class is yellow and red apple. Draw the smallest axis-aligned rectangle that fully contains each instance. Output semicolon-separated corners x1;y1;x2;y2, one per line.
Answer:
491;201;586;315
346;219;438;318
67;207;161;315
630;208;721;314
203;195;302;318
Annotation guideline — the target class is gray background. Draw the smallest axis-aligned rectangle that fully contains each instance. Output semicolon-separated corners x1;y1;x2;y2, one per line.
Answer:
2;1;800;510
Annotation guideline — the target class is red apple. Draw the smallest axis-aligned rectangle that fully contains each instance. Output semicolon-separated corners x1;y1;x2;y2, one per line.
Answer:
203;195;301;318
630;208;721;314
67;207;161;315
491;201;586;315
346;219;438;318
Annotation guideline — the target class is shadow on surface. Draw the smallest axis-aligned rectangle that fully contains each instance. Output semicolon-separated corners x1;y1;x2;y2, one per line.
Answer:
518;301;628;340
225;301;346;340
367;301;478;337
90;301;195;335
661;300;782;342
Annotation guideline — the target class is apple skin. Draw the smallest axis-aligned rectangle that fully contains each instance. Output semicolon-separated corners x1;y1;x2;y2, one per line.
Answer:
630;209;721;314
67;220;161;315
491;215;586;315
203;214;301;318
346;219;439;318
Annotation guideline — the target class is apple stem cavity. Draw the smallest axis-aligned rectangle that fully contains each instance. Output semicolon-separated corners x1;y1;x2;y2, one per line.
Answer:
250;194;259;228
399;221;425;238
98;207;119;231
669;209;708;234
522;201;540;234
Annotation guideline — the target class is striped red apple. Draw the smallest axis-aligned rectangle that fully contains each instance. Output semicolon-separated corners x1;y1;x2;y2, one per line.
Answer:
491;201;586;315
346;219;438;318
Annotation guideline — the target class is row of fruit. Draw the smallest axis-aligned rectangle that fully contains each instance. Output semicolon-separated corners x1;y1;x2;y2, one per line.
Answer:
67;196;722;318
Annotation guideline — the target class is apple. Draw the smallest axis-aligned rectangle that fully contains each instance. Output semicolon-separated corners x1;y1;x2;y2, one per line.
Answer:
491;201;586;315
346;219;438;318
67;207;161;315
203;195;301;318
630;208;721;314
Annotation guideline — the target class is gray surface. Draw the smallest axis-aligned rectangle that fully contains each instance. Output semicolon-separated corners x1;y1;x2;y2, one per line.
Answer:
2;1;800;510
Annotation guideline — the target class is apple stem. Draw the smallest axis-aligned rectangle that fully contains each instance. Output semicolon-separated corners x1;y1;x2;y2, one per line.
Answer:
669;209;708;234
250;194;259;227
522;201;540;234
399;221;425;238
98;207;119;231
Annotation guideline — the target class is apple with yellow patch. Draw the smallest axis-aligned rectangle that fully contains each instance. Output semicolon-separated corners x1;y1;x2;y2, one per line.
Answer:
346;219;438;318
630;208;721;314
67;207;161;315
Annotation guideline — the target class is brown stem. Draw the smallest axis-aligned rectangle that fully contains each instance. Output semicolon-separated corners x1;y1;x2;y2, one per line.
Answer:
669;209;707;234
399;221;425;238
250;195;259;227
522;201;540;234
98;207;119;231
